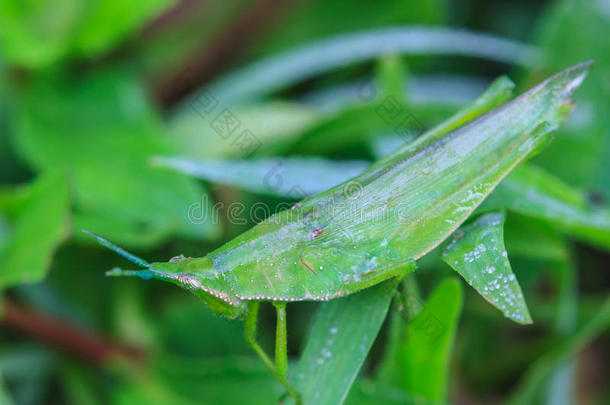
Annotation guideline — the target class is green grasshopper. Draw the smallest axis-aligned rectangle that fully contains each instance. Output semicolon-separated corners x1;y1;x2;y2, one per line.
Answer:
85;62;590;404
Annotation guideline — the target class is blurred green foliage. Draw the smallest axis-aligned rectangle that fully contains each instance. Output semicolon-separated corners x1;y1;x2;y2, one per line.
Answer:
0;0;173;68
0;0;609;404
13;68;217;246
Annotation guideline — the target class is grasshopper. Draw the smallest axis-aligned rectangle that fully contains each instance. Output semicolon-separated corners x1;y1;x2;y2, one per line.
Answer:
86;62;590;404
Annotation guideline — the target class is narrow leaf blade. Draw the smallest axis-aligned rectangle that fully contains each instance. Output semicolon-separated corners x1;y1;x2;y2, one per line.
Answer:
289;277;404;405
151;156;368;198
196;27;537;105
401;278;463;401
484;163;610;250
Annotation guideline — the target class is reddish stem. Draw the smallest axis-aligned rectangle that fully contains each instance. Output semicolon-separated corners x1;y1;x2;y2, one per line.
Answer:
1;299;144;366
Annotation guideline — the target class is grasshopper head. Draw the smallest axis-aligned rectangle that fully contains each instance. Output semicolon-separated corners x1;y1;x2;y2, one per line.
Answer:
85;230;246;319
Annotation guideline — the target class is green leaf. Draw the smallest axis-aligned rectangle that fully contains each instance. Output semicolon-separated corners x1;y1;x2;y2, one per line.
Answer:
288;278;403;405
506;297;610;405
195;27;537;105
0;0;80;68
151;156;369;198
0;170;69;289
168;101;317;160
400;278;463;401
71;0;174;57
0;0;174;68
482;163;610;250
442;212;532;324
12;69;218;247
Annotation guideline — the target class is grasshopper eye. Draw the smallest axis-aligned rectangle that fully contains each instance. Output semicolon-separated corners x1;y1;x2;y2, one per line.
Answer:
169;254;186;263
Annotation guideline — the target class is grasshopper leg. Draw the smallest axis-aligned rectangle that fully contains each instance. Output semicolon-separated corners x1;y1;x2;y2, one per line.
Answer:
273;302;301;404
245;302;276;373
244;301;301;404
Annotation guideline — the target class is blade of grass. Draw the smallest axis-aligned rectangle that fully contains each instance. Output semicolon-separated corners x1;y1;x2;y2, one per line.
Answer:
481;163;610;250
189;26;538;105
305;74;490;115
151;156;368;197
399;278;463;402
545;256;577;405
288;275;407;405
375;275;423;387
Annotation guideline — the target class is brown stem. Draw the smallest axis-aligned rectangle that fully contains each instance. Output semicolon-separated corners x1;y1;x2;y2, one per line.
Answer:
143;0;203;35
151;0;302;108
1;299;144;366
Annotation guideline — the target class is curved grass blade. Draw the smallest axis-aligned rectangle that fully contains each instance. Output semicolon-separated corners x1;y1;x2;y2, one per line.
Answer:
400;278;463;401
303;74;490;115
190;27;538;105
288;277;404;405
442;212;532;324
481;163;610;250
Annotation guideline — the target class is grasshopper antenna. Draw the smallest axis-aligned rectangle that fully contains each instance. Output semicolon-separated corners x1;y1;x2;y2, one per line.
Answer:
106;268;155;280
82;230;151;269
